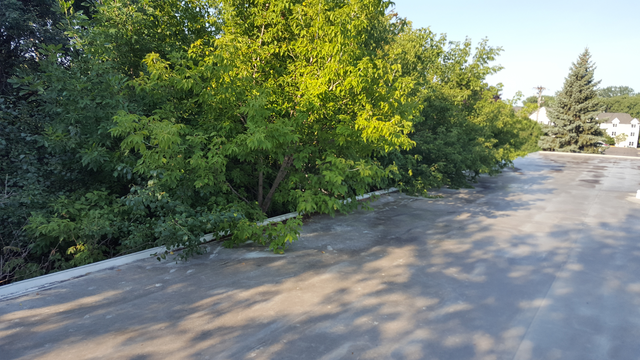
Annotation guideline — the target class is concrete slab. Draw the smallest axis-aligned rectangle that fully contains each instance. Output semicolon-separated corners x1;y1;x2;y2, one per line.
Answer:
1;152;640;360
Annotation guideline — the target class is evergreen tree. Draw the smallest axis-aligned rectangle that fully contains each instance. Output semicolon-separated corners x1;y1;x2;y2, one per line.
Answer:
538;49;604;153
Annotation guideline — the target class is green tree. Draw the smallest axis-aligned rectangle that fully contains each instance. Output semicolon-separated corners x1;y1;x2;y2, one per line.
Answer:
538;49;604;153
598;86;635;98
1;0;74;283
1;0;62;94
519;102;538;118
109;0;420;251
378;27;538;193
0;0;94;93
523;94;556;110
602;133;615;145
2;0;234;282
1;0;541;284
13;0;419;263
600;95;640;118
614;133;628;145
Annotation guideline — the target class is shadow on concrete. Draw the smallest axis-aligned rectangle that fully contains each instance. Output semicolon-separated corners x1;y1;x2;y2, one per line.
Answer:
2;153;640;360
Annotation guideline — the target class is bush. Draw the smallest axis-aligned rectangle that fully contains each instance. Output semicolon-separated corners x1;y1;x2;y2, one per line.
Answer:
0;0;540;285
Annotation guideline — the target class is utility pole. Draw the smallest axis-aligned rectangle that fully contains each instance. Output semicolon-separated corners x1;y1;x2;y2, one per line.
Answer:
533;86;546;122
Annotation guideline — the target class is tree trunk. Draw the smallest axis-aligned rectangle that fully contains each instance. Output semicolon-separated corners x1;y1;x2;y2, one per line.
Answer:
260;155;293;213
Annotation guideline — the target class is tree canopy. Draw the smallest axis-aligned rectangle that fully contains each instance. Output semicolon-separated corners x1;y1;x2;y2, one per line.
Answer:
524;95;556;110
598;86;636;98
0;0;539;284
599;94;640;118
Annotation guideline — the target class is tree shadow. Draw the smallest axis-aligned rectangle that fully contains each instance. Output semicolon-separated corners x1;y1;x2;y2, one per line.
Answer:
2;153;640;360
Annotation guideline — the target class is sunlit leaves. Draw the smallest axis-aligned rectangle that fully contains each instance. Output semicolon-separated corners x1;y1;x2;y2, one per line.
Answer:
3;0;538;281
381;27;538;192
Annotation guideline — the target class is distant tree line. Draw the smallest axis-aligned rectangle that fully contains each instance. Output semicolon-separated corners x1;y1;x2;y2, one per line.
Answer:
0;0;539;284
524;87;640;119
599;93;640;119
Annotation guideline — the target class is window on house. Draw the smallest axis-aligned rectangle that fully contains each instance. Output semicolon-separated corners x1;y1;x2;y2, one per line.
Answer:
612;132;616;136
613;123;618;127
632;124;637;128
629;141;635;146
632;132;636;137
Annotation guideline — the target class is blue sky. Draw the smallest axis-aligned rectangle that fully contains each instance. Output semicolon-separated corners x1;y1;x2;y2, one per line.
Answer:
392;0;640;104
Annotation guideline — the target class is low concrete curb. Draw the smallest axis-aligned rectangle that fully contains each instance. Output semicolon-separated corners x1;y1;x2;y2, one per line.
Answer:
538;151;640;160
257;187;399;225
0;188;398;301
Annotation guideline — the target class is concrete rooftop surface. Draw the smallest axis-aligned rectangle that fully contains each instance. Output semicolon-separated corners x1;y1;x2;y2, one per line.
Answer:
2;152;640;360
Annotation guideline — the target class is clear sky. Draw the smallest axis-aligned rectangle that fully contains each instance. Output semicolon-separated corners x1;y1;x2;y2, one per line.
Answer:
392;0;640;104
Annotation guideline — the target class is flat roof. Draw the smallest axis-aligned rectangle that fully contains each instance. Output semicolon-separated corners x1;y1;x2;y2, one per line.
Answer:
2;152;640;360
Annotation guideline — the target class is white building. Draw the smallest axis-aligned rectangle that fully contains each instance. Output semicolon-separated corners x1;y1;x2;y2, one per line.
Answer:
529;109;639;148
597;112;639;148
529;107;551;125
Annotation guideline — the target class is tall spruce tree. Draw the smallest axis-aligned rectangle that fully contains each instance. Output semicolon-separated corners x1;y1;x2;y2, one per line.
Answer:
538;49;604;153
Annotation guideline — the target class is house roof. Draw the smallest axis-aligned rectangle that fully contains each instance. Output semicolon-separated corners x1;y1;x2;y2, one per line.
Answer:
597;112;638;124
528;106;549;121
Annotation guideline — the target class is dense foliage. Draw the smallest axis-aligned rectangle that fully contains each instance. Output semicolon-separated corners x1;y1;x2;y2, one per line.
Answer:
524;94;556;110
600;94;640;119
593;86;640;119
379;29;538;192
538;49;604;153
598;86;636;98
1;0;538;284
524;87;640;120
